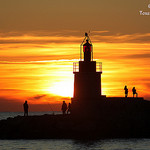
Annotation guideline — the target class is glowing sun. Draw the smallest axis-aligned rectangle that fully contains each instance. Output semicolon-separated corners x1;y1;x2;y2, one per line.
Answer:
48;80;74;97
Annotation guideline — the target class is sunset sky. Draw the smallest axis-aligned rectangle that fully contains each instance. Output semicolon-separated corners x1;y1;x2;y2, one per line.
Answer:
0;0;150;111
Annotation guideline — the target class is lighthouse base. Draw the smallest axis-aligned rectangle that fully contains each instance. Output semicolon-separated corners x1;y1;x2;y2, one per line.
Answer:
71;96;106;119
71;96;145;119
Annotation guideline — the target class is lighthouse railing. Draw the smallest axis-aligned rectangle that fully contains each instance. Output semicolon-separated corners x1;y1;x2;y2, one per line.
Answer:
73;62;79;72
96;62;102;72
73;62;102;72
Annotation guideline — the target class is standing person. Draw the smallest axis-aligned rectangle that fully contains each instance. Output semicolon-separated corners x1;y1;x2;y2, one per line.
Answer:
67;103;71;114
132;87;138;97
23;100;29;116
124;85;128;98
61;101;67;115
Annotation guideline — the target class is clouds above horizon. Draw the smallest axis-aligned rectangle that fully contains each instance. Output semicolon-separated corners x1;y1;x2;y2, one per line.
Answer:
1;31;150;63
1;32;150;45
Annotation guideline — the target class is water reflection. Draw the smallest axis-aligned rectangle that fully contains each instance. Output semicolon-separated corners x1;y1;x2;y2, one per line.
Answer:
0;139;150;150
72;139;150;150
73;139;99;150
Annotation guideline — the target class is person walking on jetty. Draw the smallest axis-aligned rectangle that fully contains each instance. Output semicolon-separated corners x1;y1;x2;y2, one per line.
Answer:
132;87;138;97
61;101;67;115
124;85;128;97
23;100;29;116
67;103;71;114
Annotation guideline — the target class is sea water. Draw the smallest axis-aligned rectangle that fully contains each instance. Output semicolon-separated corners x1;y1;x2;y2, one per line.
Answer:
0;139;150;150
0;112;150;150
0;111;62;120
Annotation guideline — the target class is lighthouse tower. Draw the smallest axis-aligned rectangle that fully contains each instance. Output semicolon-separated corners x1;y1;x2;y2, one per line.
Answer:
71;33;105;116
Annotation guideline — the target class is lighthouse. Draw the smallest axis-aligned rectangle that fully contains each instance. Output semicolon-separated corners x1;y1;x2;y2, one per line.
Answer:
71;33;105;116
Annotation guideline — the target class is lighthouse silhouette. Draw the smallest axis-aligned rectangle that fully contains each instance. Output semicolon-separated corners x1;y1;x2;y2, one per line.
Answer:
71;33;106;117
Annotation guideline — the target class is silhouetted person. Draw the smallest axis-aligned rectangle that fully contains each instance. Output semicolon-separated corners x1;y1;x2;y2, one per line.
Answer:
61;101;67;115
23;101;29;116
124;85;128;97
67;103;71;114
132;87;138;97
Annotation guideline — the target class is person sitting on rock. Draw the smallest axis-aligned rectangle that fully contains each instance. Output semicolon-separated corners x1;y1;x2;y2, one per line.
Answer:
61;101;67;115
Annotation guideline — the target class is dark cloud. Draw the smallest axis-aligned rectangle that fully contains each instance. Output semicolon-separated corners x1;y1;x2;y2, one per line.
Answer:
28;94;70;103
29;94;47;101
0;89;25;92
